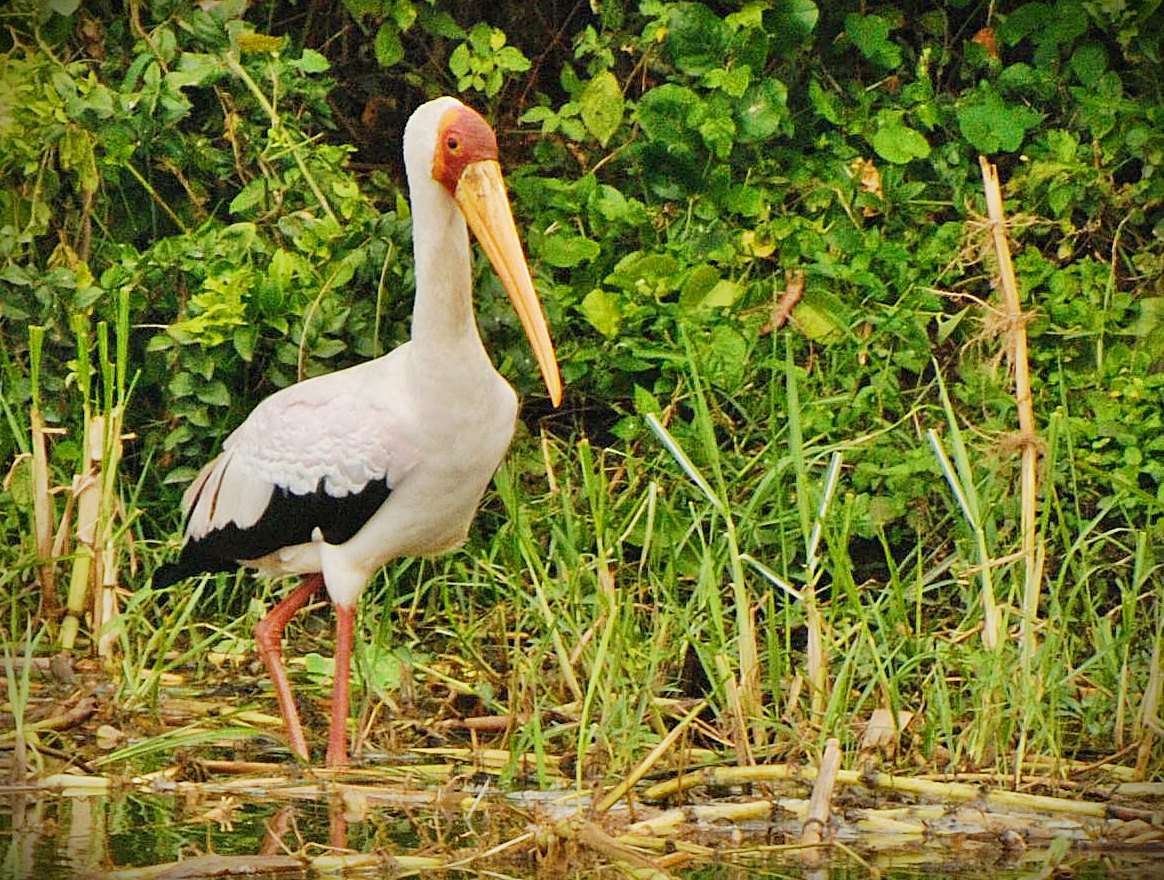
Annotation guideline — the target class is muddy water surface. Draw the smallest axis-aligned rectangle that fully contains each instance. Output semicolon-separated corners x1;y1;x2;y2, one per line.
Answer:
4;783;1163;880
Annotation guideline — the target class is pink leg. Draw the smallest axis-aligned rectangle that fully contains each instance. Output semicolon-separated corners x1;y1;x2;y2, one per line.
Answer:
326;603;356;768
254;573;325;761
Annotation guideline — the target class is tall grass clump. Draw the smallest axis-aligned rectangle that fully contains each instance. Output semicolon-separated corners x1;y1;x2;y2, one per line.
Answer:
4;295;137;661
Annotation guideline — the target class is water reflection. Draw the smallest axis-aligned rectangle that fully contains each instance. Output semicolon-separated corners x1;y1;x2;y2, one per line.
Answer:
2;785;1162;879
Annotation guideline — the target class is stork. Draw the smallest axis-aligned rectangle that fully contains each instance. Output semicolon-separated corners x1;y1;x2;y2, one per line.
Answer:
154;96;562;768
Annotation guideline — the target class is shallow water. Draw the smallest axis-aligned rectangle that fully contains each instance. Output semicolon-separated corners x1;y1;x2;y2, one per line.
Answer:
4;784;1164;880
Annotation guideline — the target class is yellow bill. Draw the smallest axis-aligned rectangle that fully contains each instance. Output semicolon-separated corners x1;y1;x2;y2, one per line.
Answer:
455;159;563;407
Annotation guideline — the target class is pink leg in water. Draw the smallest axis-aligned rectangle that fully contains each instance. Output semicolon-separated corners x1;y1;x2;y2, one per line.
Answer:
253;573;326;761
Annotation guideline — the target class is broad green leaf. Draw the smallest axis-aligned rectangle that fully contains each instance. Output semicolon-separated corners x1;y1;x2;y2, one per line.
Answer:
735;78;788;142
559;116;587;142
0;265;32;286
679;265;720;311
606;251;679;295
521;106;558;129
1132;298;1164;340
59;126;98;191
329;249;364;289
579;71;623;146
725;3;765;30
155;25;178;62
374;25;404;68
448;43;470;78
539;232;601;268
1045;128;1079;163
47;0;81;15
704;65;751;99
1048;183;1075;217
560;62;582;96
237;32;285;54
332;179;361;202
998;62;1055;99
996;3;1051;47
74;284;103;309
589;184;630;224
730;186;768;218
268;248;305;292
175;52;225;86
1070;42;1107;87
303;652;334;681
419;9;465;39
845;13;902;69
391;0;417;31
233;325;259;362
704;280;740;309
466;22;492;54
666;2;729;75
168;372;196;397
229;178;268;216
733;28;770;72
956;82;1043;153
496;46;531;72
769;0;819;51
579;289;622;337
146;334;175;353
636;83;700;144
311;338;347;359
699;114;736;159
293;48;329;73
209;0;248;19
700;324;749;388
197;380;231;407
681;265;741;312
362;647;418;691
794;288;849;343
872;118;931;164
807;77;842;125
633;384;663;415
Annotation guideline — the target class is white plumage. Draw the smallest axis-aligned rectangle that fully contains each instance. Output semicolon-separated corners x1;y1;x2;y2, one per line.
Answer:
157;96;561;767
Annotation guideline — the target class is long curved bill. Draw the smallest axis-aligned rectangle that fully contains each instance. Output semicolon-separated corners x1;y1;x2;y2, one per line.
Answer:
455;159;562;407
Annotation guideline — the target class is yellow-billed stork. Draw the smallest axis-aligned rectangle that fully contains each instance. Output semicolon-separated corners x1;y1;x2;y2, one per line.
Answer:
155;96;562;767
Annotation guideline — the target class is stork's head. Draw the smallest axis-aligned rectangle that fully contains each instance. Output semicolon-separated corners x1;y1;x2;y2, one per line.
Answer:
403;97;562;407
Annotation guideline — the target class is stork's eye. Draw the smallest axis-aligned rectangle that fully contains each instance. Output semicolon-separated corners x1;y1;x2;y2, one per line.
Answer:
446;136;460;151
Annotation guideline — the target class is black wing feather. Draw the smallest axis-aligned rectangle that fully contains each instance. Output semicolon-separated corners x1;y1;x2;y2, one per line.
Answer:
153;478;391;587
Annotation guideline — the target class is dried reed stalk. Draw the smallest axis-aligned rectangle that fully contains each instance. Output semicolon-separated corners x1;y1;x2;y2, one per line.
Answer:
60;420;102;651
800;737;841;847
642;760;1121;818
1135;615;1162;778
28;327;59;618
29;409;58;617
979;157;1044;670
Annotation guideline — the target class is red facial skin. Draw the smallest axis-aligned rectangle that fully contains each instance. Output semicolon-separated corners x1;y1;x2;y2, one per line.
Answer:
432;105;500;195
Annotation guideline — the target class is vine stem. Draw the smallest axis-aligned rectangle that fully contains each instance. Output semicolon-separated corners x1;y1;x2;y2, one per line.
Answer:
223;52;338;226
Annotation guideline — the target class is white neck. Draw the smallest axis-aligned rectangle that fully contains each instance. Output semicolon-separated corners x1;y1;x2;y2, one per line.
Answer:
403;183;506;429
408;181;480;350
401;100;495;384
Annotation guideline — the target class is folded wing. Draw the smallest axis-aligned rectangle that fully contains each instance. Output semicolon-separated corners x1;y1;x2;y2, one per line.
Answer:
156;368;420;584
